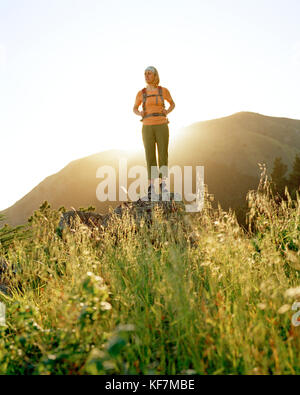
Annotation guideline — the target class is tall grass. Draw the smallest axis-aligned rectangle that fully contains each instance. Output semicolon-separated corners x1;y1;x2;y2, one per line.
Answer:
0;169;299;375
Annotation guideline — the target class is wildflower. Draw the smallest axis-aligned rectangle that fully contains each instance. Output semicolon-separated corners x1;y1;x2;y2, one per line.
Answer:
100;301;112;311
285;287;300;299
94;275;104;284
257;303;267;310
277;304;290;314
33;322;42;330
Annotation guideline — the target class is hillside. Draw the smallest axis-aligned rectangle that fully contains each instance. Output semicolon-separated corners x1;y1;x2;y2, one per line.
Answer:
1;111;300;228
173;111;300;177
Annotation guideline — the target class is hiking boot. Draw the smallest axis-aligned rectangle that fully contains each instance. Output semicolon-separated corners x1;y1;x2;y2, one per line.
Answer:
147;184;156;200
159;181;169;194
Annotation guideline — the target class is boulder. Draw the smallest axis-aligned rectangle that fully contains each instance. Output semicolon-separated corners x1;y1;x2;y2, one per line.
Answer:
58;193;186;232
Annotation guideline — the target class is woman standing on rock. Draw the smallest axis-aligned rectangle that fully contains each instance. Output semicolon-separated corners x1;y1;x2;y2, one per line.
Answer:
133;66;175;199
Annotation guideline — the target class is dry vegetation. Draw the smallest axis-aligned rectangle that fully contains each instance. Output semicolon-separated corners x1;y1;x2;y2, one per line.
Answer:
0;166;299;375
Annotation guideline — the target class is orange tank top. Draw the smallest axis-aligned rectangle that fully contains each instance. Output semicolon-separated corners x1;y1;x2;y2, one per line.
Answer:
134;87;174;125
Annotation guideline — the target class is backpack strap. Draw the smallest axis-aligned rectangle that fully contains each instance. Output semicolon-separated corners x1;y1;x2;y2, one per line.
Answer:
140;87;165;120
142;88;147;113
158;86;165;109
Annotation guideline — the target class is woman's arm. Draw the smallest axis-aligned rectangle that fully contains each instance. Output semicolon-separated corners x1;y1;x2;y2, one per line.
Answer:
166;101;175;115
162;100;175;116
133;91;144;117
163;88;175;116
133;104;144;117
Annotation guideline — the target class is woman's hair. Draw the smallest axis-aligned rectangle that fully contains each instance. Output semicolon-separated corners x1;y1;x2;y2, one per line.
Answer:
145;66;160;87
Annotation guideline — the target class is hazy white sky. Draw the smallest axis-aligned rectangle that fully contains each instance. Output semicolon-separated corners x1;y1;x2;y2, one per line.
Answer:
1;0;300;210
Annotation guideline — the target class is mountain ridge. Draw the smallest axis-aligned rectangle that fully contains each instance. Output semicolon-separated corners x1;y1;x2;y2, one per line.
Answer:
1;111;299;227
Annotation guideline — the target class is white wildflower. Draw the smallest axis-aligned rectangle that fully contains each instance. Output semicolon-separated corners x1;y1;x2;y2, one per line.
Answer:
257;303;267;310
100;301;112;311
277;304;290;314
94;275;104;283
285;287;300;299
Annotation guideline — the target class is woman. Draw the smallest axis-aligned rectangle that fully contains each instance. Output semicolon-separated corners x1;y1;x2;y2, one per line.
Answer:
133;66;175;199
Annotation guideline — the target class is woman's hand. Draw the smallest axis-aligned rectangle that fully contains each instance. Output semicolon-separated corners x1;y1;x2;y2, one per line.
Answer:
133;106;145;118
162;109;168;116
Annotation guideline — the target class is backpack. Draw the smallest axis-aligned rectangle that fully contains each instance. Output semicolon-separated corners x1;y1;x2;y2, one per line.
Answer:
141;86;166;121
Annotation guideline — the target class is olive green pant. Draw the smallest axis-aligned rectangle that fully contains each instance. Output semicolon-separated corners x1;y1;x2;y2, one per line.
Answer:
142;123;169;180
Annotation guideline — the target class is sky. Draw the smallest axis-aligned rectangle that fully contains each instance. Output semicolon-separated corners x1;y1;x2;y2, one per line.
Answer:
0;0;300;210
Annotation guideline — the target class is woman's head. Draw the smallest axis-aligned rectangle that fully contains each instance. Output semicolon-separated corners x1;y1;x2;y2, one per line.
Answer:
144;66;160;87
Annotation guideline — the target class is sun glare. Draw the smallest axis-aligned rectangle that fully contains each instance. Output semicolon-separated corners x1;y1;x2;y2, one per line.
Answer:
1;0;300;210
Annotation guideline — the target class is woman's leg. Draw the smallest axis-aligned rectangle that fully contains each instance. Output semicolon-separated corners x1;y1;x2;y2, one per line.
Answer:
154;123;169;182
142;124;159;184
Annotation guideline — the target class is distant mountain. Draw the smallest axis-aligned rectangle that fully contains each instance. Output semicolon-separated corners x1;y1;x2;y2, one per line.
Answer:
1;149;143;227
173;111;300;177
1;112;299;228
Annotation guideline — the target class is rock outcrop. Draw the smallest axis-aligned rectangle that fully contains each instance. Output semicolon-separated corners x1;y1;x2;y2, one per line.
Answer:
58;193;186;232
